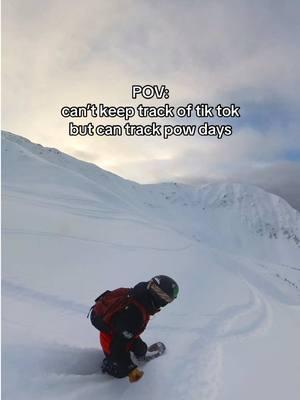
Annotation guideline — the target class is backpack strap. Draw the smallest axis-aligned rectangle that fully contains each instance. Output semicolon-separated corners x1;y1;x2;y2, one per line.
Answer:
130;299;150;334
86;305;94;319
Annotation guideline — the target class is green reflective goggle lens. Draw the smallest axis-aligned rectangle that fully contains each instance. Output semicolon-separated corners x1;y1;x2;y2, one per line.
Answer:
173;285;179;299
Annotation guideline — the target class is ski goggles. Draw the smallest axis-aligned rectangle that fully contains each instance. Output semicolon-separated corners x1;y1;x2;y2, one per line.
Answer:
147;281;174;304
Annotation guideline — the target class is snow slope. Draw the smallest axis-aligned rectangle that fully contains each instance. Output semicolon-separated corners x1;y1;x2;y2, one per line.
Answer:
2;131;300;400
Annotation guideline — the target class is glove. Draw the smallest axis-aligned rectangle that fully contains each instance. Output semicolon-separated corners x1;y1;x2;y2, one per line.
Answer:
128;368;144;383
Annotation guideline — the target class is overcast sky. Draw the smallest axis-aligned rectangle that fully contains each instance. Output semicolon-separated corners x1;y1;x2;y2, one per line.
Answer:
2;0;300;210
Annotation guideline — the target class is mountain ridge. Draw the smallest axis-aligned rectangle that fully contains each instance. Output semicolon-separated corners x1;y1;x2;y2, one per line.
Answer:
2;130;300;262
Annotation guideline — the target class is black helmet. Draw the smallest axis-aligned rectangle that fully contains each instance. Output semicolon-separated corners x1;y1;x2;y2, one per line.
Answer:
147;275;179;308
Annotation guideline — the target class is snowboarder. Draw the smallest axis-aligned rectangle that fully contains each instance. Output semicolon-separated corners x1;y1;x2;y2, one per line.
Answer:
89;275;179;382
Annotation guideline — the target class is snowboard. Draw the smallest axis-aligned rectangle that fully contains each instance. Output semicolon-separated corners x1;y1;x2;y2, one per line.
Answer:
101;342;166;376
139;342;166;362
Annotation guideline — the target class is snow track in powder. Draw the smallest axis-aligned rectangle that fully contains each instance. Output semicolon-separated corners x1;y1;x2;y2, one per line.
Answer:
161;285;271;400
2;280;88;315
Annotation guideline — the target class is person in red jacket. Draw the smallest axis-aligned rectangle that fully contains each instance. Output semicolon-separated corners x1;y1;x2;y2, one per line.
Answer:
90;275;179;382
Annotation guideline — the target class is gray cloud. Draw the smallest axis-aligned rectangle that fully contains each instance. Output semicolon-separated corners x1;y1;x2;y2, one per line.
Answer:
181;161;300;211
2;0;300;208
231;162;300;212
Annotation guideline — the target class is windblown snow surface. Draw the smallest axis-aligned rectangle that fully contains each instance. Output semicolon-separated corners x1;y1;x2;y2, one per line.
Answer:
2;131;300;400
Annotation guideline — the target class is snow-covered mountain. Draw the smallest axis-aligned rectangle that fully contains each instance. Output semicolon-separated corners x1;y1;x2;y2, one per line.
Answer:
3;130;299;264
2;131;300;400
